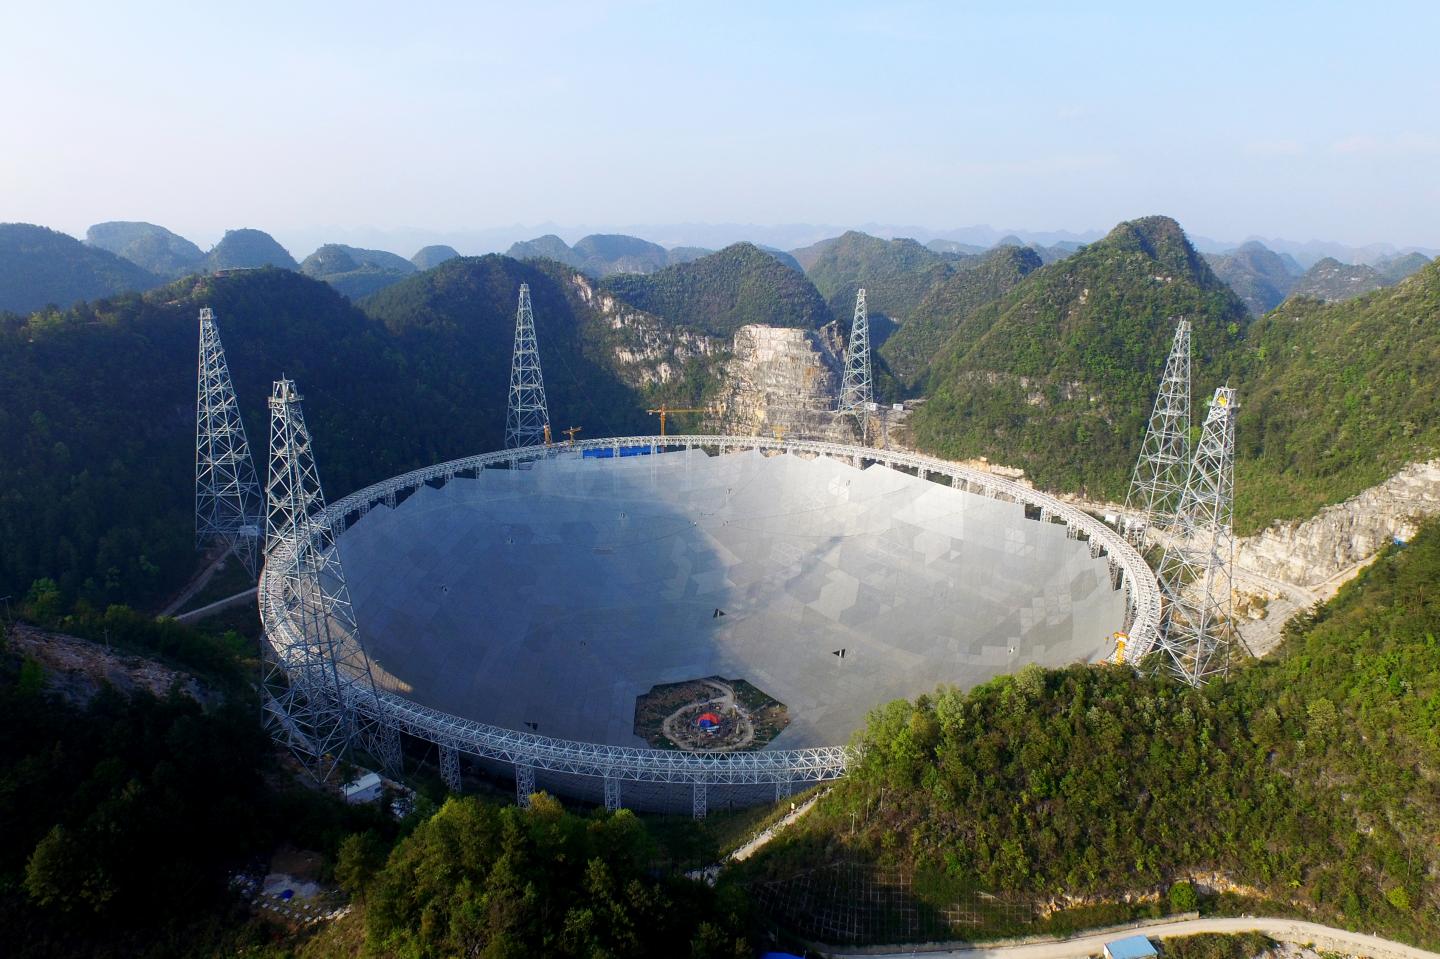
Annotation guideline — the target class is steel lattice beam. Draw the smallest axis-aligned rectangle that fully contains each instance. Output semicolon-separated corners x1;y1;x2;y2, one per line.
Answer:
838;289;873;443
195;308;263;576
1124;318;1191;545
505;284;551;449
261;379;397;782
1154;387;1244;685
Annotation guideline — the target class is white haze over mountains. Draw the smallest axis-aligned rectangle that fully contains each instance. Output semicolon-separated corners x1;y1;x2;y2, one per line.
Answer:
267;222;1435;271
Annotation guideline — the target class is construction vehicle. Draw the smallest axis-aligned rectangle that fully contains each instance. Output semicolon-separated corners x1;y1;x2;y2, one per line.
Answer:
563;426;582;444
646;404;717;437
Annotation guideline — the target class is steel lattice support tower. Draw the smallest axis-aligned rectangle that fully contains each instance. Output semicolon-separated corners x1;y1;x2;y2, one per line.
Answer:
195;308;264;576
262;379;398;782
505;283;551;449
838;288;873;443
1154;386;1243;686
1123;317;1191;546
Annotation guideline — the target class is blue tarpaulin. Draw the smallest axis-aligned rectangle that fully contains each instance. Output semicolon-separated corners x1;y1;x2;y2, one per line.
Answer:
582;446;654;458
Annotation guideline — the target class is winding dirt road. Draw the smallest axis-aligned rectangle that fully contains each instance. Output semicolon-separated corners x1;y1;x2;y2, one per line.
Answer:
828;916;1440;959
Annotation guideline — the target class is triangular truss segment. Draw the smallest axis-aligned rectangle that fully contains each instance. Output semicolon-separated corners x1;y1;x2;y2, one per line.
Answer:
505;283;551;449
261;378;398;781
1124;317;1191;545
1154;386;1244;685
838;289;873;443
195;308;263;576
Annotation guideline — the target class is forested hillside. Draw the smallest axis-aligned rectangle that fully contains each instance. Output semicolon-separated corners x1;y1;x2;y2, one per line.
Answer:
1235;258;1440;526
741;516;1440;946
909;216;1248;499
0;223;161;314
1204;241;1298;315
879;245;1042;386
0;259;714;609
794;231;963;323
602;242;832;337
1290;257;1389;303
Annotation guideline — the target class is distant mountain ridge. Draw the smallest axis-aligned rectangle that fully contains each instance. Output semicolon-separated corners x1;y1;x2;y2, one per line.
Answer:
508;232;805;278
300;243;416;299
0;223;162;314
1290;257;1390;303
601;242;832;338
411;245;460;270
791;231;965;325
204;229;298;271
1204;240;1300;315
86;221;204;278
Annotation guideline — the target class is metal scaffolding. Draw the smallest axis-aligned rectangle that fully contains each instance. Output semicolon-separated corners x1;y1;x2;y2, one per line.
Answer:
838;289;873;443
261;378;398;782
195;308;263;576
439;743;462;793
1154;386;1243;685
505;283;551;449
1124;318;1191;546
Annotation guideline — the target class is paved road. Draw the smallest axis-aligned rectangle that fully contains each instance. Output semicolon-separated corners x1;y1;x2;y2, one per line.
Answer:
829;916;1440;959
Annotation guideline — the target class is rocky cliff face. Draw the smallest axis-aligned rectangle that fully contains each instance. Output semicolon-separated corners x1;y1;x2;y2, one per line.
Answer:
712;323;857;441
1236;459;1440;587
568;273;724;388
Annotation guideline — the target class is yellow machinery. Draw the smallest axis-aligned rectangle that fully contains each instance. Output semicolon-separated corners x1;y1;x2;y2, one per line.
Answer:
1111;632;1129;664
646;404;716;437
563;426;582;444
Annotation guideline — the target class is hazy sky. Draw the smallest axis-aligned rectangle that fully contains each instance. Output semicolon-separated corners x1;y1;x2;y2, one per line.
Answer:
3;0;1438;252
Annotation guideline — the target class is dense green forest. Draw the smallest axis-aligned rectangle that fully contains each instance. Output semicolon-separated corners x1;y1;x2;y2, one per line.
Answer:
0;223;162;314
909;216;1250;501
0;260;711;608
602;242;833;337
1234;258;1440;527
0;602;752;958
0;605;401;959
337;795;751;957
740;516;1440;946
879;245;1042;386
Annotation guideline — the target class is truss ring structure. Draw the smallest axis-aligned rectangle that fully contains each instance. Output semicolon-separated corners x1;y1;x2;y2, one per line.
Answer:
258;436;1161;794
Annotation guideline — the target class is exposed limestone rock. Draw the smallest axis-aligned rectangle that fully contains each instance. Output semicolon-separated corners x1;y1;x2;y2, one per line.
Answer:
4;623;216;707
568;273;724;387
1236;460;1440;588
712;323;858;442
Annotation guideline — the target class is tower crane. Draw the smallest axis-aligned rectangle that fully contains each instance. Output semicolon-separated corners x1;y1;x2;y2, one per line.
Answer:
646;404;718;437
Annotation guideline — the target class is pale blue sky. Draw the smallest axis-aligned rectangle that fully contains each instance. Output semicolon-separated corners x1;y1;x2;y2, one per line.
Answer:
3;0;1437;252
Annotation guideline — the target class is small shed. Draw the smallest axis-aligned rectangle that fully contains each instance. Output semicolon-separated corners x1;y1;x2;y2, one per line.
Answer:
342;771;384;805
1104;936;1158;959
